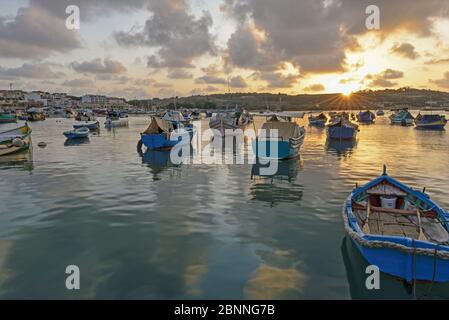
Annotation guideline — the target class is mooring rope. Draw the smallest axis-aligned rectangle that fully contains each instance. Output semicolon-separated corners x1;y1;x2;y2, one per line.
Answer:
342;199;449;260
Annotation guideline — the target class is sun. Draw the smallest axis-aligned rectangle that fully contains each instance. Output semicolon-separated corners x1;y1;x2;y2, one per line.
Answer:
341;88;353;97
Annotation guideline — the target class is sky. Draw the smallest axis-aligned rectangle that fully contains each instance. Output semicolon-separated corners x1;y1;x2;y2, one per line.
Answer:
0;0;449;99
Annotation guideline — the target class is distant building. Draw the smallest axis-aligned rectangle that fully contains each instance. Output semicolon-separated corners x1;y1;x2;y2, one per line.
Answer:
24;91;48;106
81;94;108;105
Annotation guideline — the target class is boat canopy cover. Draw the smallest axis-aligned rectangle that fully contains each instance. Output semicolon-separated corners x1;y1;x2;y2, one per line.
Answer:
162;111;186;122
261;119;302;139
143;117;174;134
366;182;407;196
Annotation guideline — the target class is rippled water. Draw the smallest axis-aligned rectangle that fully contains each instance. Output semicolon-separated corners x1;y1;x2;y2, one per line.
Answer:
0;113;449;299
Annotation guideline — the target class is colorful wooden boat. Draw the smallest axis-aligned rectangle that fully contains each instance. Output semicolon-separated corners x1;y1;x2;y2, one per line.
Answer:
390;109;414;126
357;110;376;124
309;113;328;127
63;127;90;139
0;112;17;123
139;117;191;151
343;166;449;283
415;114;447;130
26;108;45;121
327;116;359;140
0;123;32;156
73;121;100;131
252;115;305;159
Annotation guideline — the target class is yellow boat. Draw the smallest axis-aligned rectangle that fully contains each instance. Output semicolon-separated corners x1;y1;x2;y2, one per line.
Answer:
0;123;32;156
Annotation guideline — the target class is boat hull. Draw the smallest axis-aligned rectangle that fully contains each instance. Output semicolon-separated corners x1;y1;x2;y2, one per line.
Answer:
415;122;447;130
252;138;302;160
309;119;326;127
0;127;32;157
105;118;129;128
73;121;100;131
351;237;449;282
0;116;17;123
327;126;357;140
141;133;190;151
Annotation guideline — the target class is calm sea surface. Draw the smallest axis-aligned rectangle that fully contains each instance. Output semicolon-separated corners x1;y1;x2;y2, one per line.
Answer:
1;113;449;299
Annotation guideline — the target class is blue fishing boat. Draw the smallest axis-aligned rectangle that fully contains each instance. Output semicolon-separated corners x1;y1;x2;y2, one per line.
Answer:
357;110;376;124
252;115;306;159
73;121;100;131
139;117;192;151
63;127;90;139
343;166;449;283
326;116;359;140
390;109;414;126
308;113;328;127
415;114;447;130
376;110;385;116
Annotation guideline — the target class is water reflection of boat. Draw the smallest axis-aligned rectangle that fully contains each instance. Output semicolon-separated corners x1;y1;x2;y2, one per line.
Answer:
341;236;449;300
326;138;357;156
0;148;33;171
250;159;303;206
64;137;90;146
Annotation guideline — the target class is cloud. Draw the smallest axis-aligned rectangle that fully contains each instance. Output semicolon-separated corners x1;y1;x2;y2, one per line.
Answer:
390;42;420;59
167;69;193;79
63;78;95;87
429;72;449;88
0;63;65;79
230;76;247;88
204;85;219;92
303;83;325;92
365;68;403;87
222;0;448;75
251;71;300;89
369;78;397;87
425;57;449;65
115;0;216;68
195;75;227;85
0;5;81;59
70;58;127;74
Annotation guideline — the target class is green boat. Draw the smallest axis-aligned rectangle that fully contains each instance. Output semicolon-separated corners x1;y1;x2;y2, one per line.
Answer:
0;112;17;124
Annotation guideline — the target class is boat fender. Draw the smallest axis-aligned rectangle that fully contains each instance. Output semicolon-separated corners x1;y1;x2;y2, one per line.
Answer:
38;142;47;148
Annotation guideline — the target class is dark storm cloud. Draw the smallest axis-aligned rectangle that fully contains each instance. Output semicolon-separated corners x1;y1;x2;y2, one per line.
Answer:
0;63;65;79
251;71;300;89
115;0;216;69
222;0;448;74
70;58;127;74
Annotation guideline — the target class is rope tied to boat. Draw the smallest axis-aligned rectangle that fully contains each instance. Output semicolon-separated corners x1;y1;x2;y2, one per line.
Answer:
342;200;449;260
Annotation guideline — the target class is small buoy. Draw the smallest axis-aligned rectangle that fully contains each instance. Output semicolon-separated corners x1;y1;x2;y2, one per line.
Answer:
38;142;47;148
12;138;24;147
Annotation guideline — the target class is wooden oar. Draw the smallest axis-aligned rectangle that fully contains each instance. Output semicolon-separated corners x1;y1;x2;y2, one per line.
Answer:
416;209;428;241
362;200;371;234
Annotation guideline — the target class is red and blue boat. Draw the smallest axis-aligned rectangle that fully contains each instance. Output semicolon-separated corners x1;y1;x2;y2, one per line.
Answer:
343;166;449;283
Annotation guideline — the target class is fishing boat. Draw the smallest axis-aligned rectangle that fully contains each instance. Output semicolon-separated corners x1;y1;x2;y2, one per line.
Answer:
308;113;328;127
357;110;376;124
252;115;306;159
104;110;128;128
0;123;32;156
415;114;447;130
63;127;90;139
390;109;414;126
75;110;96;121
73;121;100;131
0;110;17;123
343;166;449;283
138;117;191;151
326;116;359;140
26;108;46;121
209;111;251;137
376;110;385;116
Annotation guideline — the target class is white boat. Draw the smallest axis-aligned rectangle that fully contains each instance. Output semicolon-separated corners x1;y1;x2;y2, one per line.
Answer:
105;111;129;128
209;111;252;137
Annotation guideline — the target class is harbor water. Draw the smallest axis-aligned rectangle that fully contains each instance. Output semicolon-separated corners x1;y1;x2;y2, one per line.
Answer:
1;114;449;299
